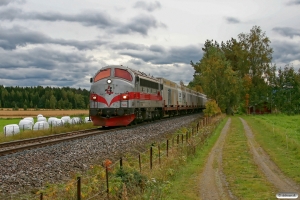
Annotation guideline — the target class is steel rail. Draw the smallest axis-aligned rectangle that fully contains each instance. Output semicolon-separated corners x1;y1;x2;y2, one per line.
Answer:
0;113;202;157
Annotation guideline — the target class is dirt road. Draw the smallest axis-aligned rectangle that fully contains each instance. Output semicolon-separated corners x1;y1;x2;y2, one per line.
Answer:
199;117;300;199
199;118;235;200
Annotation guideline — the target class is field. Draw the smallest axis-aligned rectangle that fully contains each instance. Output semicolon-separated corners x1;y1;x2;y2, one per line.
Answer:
0;109;89;136
0;109;89;118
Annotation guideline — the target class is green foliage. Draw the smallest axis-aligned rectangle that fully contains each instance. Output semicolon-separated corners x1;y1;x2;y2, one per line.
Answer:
190;26;278;114
0;85;89;109
203;100;221;116
192;45;241;113
115;168;147;196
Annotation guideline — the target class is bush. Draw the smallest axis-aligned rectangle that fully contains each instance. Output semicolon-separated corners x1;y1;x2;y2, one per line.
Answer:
115;168;147;196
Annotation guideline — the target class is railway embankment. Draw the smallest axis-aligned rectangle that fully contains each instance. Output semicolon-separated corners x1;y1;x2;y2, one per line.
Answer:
0;114;210;199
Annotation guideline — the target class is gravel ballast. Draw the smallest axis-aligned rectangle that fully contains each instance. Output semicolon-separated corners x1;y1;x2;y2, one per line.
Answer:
0;114;201;196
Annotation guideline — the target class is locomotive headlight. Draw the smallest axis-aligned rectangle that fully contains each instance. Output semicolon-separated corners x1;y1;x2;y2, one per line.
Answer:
107;79;112;84
122;94;128;100
92;96;97;100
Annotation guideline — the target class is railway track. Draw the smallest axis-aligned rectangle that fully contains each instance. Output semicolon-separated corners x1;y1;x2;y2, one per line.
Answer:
0;113;203;157
0;127;121;157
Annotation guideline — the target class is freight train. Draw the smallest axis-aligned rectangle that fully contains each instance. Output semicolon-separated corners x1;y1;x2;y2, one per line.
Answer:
89;65;207;126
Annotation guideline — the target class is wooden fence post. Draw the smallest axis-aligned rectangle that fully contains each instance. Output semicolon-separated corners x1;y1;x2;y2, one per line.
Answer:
167;140;169;157
120;157;123;169
139;154;141;173
150;146;153;170
106;166;109;199
77;177;81;200
158;144;161;165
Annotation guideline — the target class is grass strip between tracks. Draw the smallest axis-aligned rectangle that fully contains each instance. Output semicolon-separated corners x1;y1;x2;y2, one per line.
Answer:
163;116;227;200
242;115;300;184
222;116;275;199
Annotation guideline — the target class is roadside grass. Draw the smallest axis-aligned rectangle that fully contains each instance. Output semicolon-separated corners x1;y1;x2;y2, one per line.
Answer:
163;116;227;200
243;115;300;184
12;115;225;200
222;117;275;200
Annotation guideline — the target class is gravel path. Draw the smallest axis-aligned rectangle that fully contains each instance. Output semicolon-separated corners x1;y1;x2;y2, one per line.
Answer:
199;118;235;200
240;118;300;194
0;114;201;196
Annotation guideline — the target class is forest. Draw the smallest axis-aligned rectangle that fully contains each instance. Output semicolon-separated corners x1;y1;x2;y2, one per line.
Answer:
0;85;89;110
189;25;300;115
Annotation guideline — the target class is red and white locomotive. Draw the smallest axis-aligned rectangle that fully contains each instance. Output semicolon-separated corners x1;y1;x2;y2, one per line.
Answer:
89;65;207;126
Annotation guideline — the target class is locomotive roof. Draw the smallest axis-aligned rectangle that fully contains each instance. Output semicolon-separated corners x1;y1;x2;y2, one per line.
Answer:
101;65;159;81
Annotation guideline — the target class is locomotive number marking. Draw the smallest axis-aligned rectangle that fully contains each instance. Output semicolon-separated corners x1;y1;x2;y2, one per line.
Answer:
121;102;128;107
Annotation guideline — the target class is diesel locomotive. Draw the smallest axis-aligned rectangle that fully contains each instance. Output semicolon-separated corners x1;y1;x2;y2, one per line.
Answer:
89;65;207;126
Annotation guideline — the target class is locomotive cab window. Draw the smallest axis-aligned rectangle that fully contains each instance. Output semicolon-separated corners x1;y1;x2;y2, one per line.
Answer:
94;69;111;82
115;68;133;81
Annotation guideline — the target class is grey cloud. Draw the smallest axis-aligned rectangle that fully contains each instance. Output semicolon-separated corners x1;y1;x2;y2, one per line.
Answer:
225;17;240;24
0;0;25;6
272;27;300;38
271;40;300;63
0;68;51;80
133;1;161;12
286;0;300;5
115;14;166;35
119;45;203;65
0;26;106;50
0;48;98;88
0;47;94;70
149;45;166;53
110;42;146;51
0;8;116;28
0;8;165;36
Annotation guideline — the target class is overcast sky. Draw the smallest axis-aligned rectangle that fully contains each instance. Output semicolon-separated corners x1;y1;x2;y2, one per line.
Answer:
0;0;299;89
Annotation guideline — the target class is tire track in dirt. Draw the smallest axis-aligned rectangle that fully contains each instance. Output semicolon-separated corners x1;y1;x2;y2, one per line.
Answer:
199;118;236;200
240;117;300;194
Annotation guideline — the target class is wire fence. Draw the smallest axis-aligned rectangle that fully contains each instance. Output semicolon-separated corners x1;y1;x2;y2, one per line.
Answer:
8;114;223;200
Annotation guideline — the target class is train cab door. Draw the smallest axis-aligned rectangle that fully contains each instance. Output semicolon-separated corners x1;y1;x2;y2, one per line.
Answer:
168;89;171;106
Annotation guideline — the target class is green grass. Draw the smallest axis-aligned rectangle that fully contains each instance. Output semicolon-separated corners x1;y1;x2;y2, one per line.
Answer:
222;117;275;200
163;116;227;200
243;114;300;184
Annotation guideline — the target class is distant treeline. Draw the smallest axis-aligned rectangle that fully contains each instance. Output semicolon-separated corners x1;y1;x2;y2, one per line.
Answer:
0;85;90;110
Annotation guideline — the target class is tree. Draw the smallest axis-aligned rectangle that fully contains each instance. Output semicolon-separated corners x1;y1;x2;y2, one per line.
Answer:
238;26;273;108
49;95;57;109
191;46;241;114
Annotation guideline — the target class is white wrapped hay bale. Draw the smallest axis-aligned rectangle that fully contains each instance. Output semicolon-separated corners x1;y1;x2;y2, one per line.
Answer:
84;117;92;123
23;117;34;124
71;117;82;124
61;116;71;124
3;124;20;136
37;117;47;122
18;119;33;131
52;119;64;127
48;117;58;126
33;121;49;130
37;114;43;119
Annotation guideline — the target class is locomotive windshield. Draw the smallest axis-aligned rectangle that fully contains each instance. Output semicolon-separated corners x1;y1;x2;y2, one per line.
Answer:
94;68;111;82
115;68;133;81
